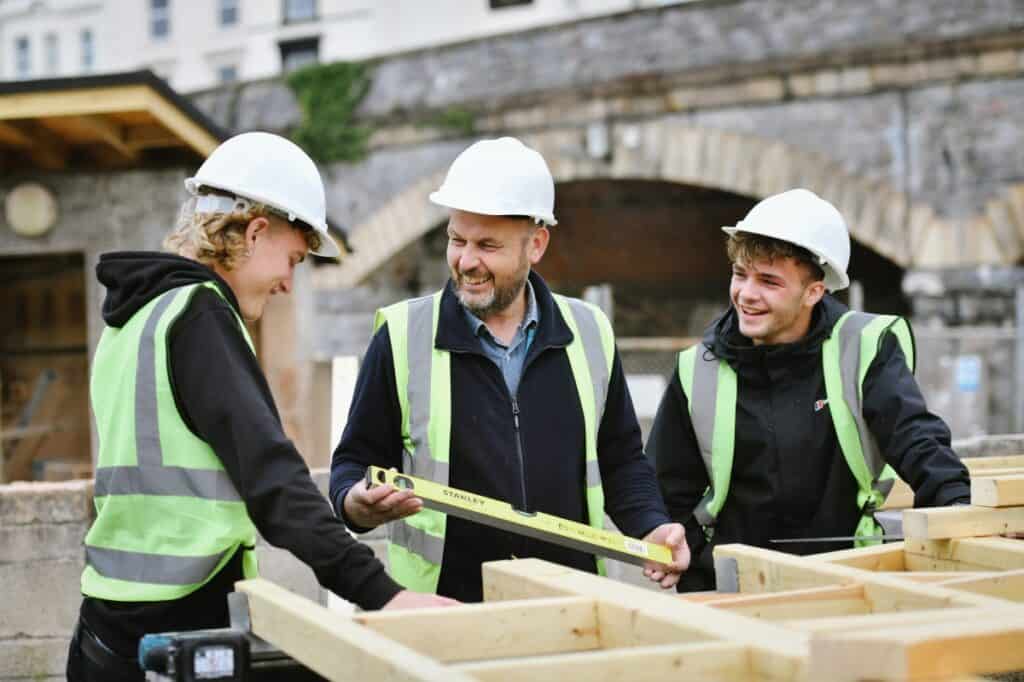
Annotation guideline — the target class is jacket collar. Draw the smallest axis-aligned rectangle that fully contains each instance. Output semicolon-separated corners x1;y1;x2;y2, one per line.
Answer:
703;294;849;365
435;270;573;355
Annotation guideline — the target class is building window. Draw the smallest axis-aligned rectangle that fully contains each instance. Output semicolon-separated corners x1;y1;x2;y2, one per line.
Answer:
44;33;59;75
219;0;239;27
282;0;316;23
217;64;238;83
80;29;94;71
279;37;318;72
15;36;30;79
151;0;170;38
489;0;533;8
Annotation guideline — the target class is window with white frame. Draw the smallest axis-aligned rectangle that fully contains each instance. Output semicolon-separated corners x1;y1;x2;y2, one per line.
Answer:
44;33;59;75
283;0;316;23
81;29;94;71
15;36;30;79
151;0;170;38
219;0;239;27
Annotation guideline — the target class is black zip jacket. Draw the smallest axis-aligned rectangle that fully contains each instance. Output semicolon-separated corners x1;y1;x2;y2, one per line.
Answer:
82;252;401;658
647;295;971;592
330;272;670;602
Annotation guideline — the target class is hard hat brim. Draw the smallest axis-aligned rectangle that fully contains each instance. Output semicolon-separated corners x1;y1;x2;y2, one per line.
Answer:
429;190;558;226
722;225;849;292
186;177;340;258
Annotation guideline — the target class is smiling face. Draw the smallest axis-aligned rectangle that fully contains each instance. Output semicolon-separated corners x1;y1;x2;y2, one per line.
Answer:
216;215;308;322
445;209;548;321
729;254;825;346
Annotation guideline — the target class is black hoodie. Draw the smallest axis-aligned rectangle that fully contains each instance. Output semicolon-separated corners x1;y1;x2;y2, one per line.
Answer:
82;252;401;658
647;295;970;592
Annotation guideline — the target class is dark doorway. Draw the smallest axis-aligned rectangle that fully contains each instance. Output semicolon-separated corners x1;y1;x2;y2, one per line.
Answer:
0;252;91;482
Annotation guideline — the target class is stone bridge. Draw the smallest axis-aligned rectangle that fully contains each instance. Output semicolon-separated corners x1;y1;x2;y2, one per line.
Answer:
192;0;1024;316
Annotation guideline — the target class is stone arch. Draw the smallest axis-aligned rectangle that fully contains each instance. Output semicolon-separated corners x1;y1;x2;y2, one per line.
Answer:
324;121;993;287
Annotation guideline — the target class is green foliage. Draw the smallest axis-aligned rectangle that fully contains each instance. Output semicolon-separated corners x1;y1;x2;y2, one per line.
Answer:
286;61;372;163
424;107;476;136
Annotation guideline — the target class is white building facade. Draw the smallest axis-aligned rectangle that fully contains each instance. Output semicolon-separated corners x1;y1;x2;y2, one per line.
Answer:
1;0;689;92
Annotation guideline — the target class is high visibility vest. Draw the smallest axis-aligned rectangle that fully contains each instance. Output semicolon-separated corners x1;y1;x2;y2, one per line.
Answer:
82;282;258;601
677;311;915;547
374;291;614;593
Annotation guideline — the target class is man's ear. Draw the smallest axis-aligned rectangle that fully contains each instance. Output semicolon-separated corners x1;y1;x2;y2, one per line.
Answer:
804;279;827;307
245;216;270;249
527;225;550;265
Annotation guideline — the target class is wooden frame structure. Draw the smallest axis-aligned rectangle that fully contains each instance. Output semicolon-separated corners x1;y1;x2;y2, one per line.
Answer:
0;70;222;172
230;495;1024;682
224;455;1024;681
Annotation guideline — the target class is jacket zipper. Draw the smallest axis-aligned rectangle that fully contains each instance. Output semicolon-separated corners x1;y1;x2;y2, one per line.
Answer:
511;396;530;513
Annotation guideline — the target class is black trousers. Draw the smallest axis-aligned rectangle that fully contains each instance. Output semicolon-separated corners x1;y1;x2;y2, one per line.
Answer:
66;618;144;682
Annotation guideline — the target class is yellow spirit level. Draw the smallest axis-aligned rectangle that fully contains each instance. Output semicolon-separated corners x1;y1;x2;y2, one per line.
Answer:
366;466;673;566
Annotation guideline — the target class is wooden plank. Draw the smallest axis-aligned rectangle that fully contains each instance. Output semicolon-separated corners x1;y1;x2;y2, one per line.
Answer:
482;558;807;681
808;609;1024;681
882;464;1024;510
455;642;754;682
938;568;1024;602
894;572;997;583
964;455;1024;470
354;596;600;662
73;115;138;161
902;505;1024;539
783;606;993;634
707;585;869;620
0;120;33;146
0;85;151;120
904;537;1024;571
712;544;1006;609
972;474;1024;507
144;89;219;155
809;542;906;570
124;123;184;149
236;578;470;682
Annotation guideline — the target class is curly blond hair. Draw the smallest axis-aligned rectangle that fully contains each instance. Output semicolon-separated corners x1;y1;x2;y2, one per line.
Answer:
164;191;322;270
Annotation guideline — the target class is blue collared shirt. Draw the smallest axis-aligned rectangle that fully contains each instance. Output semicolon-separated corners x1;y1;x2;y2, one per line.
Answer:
461;280;539;398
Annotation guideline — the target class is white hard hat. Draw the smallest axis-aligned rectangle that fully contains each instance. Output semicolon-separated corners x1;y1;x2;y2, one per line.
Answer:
723;188;850;292
185;131;340;258
429;137;557;226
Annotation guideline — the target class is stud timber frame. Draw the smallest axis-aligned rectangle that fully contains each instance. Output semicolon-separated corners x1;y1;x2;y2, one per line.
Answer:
225;454;1024;682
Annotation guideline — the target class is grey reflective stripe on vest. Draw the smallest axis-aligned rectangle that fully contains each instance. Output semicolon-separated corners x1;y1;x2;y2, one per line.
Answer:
689;346;719;481
565;298;610;489
566;299;610;432
85;545;231;586
837;313;886;484
390;516;445;566
689;347;719;527
401;450;449;483
94;466;241;501
405;295;441;478
94;288;240;502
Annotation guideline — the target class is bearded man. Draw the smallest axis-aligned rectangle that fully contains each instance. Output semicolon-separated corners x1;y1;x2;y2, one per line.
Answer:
330;137;689;601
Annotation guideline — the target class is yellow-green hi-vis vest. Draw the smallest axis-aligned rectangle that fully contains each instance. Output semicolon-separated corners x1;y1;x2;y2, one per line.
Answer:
374;291;615;593
82;282;258;601
677;311;915;548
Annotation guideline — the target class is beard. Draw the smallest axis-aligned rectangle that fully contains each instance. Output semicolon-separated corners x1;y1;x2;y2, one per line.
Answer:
454;256;530;320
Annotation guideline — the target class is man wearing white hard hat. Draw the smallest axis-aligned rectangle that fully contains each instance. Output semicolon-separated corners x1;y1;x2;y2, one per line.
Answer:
331;137;690;601
68;132;454;682
647;188;970;592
